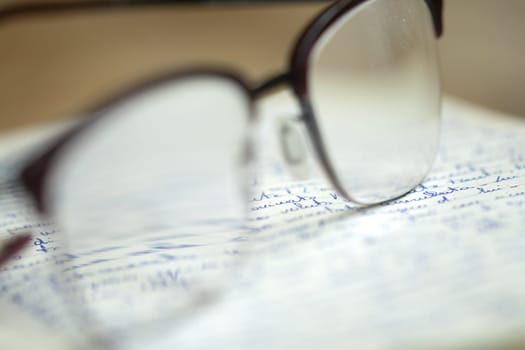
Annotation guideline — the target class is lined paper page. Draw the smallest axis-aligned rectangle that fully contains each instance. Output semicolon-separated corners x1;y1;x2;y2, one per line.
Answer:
0;119;249;339
1;97;525;350
161;97;525;350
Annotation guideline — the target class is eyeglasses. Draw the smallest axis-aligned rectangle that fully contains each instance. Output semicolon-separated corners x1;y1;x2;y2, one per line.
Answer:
2;0;443;347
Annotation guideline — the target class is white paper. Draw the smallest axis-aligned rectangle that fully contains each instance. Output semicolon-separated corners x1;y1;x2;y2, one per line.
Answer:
1;96;525;350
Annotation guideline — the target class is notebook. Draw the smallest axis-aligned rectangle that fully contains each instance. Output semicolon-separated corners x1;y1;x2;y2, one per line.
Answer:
1;95;524;350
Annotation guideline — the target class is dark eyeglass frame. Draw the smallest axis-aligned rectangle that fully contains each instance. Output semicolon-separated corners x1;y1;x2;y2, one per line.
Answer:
0;0;443;265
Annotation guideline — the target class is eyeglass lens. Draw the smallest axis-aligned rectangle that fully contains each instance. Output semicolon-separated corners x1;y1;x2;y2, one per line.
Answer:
308;0;441;204
42;76;251;345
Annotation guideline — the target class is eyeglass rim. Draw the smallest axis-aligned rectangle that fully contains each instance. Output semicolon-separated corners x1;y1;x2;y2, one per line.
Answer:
19;70;255;213
16;0;443;212
290;0;442;101
289;0;443;204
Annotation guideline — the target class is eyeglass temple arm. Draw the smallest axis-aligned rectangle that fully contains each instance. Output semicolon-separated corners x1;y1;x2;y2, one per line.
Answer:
0;0;323;23
0;0;161;22
0;234;31;268
1;0;443;37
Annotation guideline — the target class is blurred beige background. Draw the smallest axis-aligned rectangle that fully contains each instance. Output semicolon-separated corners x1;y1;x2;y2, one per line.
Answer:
0;0;524;131
439;0;525;118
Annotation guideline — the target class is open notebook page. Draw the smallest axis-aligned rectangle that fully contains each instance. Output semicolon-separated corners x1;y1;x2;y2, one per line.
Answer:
1;96;525;349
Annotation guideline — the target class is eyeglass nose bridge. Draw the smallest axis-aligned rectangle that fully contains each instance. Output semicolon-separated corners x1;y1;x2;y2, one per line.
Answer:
276;114;312;181
253;72;316;182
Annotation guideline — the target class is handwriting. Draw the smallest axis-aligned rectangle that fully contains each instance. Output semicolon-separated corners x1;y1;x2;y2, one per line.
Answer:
0;99;525;346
